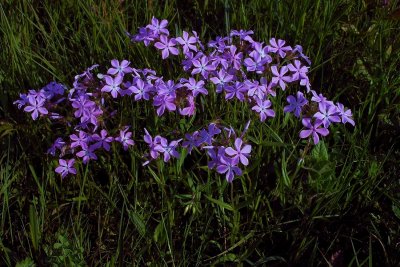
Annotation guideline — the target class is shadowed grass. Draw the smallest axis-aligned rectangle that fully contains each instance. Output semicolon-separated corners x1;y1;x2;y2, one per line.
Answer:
1;0;400;266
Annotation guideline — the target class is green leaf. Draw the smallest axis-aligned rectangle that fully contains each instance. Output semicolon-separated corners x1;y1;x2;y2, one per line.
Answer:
392;204;400;220
128;211;146;237
311;141;328;162
205;195;234;211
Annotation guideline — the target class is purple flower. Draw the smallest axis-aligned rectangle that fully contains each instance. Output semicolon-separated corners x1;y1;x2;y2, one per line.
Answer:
250;42;272;62
206;146;226;169
184;78;207;97
227;45;243;70
55;159;76;178
336;103;355;126
210;69;234;93
268;38;292;58
13;93;29;109
182;131;200;154
153;95;176;116
299;118;329;145
91;129;114;151
271;65;292;90
198;123;221;145
76;144;98;164
252;98;275;122
224;82;247;101
191;56;216;79
155;138;181;162
287;60;309;81
230;29;254;41
179;94;196;116
225;138;252;166
283;91;308;117
216;156;242;183
244;53;267;73
154;35;179;59
23;97;48;120
115;127;135;151
47;138;66;156
70;131;89;149
144;128;159;159
245;79;266;100
101;75;123;98
130;27;155;46
107;59;133;76
71;95;95;118
314;102;341;128
311;90;334;107
175;31;197;54
82;106;103;126
293;45;311;65
157;80;180;98
129;79;151;101
147;17;169;36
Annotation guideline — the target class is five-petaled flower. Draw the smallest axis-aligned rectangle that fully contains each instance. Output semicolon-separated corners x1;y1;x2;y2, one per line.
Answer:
55;159;77;178
225;138;252;166
299;118;329;145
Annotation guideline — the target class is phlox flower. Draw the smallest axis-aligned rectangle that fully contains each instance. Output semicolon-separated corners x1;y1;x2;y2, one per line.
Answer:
154;138;181;162
91;129;114;151
299;118;329;145
184;78;207;97
115;127;135;151
23;97;48;120
268;38;292;58
153;95;176;116
175;31;198;54
147;17;169;36
191;56;216;79
179;94;196;116
313;102;341;128
182;131;200;154
271;65;292;90
216;156;242;183
225;138;252;166
107;59;133;76
210;69;234;93
336;103;355;126
154;35;179;59
284;91;308;117
252;98;275;122
55;159;76;178
76;144;98;164
101;75;123;98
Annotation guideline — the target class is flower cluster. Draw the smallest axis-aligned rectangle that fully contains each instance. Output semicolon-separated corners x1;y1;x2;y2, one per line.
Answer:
14;17;354;182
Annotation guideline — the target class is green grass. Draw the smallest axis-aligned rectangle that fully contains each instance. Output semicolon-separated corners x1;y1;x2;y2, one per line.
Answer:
1;0;400;266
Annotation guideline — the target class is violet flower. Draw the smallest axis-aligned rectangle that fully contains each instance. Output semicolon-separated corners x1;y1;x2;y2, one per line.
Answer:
314;102;341;128
283;91;308;117
299;118;329;145
55;159;77;178
336;103;355;126
101;75;123;98
268;38;292;58
271;65;292;90
252;98;275;122
225;138;252;166
216;156;242;183
154;35;179;59
107;59;134;76
175;31;197;54
115;127;135;151
154;138;181;162
23;97;48;120
91;129;114;151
